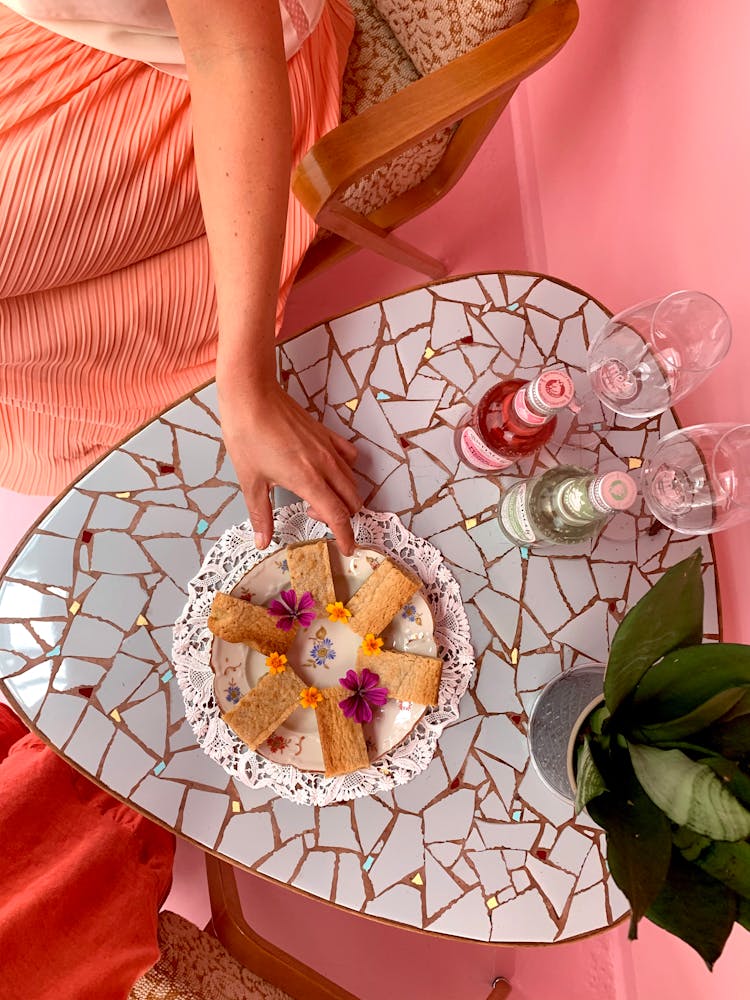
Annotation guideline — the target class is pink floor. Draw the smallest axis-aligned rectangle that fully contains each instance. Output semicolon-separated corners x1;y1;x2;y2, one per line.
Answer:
3;2;750;997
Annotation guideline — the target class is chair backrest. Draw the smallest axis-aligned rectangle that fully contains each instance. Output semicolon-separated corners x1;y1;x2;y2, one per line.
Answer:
339;0;534;217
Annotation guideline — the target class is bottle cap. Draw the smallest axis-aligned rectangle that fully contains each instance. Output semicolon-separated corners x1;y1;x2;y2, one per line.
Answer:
590;471;638;512
527;370;575;415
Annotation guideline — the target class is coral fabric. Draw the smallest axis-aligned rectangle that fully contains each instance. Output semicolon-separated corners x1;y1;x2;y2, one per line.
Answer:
0;0;354;495
0;704;176;1000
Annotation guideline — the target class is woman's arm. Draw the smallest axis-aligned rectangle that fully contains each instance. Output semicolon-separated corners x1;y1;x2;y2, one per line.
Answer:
166;0;360;553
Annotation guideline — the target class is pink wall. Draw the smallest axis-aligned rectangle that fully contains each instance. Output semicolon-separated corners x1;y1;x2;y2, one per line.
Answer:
517;0;750;990
517;0;750;644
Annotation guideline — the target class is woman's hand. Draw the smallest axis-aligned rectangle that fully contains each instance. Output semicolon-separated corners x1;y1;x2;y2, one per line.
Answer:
219;375;361;555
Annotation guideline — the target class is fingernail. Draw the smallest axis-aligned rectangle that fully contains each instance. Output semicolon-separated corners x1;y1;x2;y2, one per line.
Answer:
254;532;266;549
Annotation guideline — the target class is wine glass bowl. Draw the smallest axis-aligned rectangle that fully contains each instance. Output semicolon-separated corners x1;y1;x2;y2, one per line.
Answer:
641;423;750;535
587;291;732;418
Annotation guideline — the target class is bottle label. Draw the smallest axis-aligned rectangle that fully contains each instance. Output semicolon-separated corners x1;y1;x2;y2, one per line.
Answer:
512;387;547;427
499;483;537;543
460;426;514;471
594;359;639;402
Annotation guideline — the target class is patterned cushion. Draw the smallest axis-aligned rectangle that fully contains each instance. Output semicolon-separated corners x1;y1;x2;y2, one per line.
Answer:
128;911;293;1000
335;0;453;219
372;0;532;75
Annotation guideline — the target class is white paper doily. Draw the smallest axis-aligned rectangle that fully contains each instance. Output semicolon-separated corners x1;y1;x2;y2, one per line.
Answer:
173;505;475;805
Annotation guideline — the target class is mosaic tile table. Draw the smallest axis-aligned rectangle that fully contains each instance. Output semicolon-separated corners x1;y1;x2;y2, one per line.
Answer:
0;272;720;945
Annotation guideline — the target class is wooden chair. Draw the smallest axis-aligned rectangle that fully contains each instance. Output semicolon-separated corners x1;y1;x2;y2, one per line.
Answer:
292;0;579;282
132;853;515;999
204;854;358;1000
129;855;358;1000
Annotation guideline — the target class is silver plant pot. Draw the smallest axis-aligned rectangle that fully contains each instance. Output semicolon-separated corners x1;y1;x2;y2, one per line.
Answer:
527;663;606;802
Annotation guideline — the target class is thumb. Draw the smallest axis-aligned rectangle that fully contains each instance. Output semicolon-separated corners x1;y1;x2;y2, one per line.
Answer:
244;481;274;550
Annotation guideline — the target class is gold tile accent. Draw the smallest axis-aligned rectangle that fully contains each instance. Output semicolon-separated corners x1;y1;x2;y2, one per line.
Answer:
115;491;131;499
69;600;81;615
486;895;499;910
345;398;359;412
464;517;478;530
136;614;149;626
231;801;241;813
411;873;423;886
628;457;643;469
110;709;121;722
511;648;518;664
423;347;436;360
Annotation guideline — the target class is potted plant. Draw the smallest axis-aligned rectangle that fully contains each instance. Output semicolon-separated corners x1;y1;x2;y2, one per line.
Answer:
572;548;750;969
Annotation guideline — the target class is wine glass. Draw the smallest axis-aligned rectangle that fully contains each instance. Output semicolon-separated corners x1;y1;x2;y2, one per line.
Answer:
641;423;750;534
586;291;732;418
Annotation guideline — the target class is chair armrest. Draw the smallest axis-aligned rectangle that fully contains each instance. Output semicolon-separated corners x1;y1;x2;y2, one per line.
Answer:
292;0;578;216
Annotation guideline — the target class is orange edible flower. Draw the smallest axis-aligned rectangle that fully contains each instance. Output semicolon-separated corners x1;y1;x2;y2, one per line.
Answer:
300;686;323;709
266;652;288;675
361;633;384;656
326;601;352;623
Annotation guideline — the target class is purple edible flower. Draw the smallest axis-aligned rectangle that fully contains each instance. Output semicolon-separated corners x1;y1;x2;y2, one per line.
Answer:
338;667;389;724
267;589;316;631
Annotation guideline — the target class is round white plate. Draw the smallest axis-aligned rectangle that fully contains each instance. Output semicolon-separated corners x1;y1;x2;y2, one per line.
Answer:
173;505;475;806
211;544;436;772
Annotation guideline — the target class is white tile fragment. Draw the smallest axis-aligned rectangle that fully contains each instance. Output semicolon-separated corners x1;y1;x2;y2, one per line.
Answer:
424;788;475;844
367;814;423;895
181;788;229;848
548;826;593;875
491;888;558;943
318;805;360;852
258;837;303;882
559;882;608;940
427;886;490;940
294;851;336;900
425;853;464;917
218;812;275;868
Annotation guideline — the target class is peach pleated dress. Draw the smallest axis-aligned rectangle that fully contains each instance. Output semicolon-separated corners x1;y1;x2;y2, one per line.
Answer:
0;0;355;495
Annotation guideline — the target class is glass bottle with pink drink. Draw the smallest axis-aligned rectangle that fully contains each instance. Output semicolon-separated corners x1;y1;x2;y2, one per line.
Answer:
455;368;576;472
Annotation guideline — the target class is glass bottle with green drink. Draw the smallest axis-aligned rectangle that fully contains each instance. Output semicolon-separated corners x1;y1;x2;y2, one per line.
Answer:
498;466;638;547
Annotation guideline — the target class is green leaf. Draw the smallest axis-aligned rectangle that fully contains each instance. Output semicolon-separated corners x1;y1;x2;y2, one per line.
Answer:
605;550;703;716
698;714;750;760
629;744;750;840
694;839;750;900
701;756;750;810
635;686;749;743
574;736;608;814
589;704;609;736
721;689;750;722
586;762;671;937
646;850;737;970
632;643;750;722
672;825;711;861
739;898;750;932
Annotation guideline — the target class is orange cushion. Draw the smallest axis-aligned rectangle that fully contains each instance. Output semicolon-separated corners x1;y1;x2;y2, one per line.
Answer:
0;705;175;1000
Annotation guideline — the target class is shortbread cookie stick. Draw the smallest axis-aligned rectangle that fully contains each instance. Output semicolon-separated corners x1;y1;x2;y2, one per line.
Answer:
286;540;336;613
345;558;421;637
208;592;296;655
316;687;370;778
357;648;442;706
222;669;305;751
